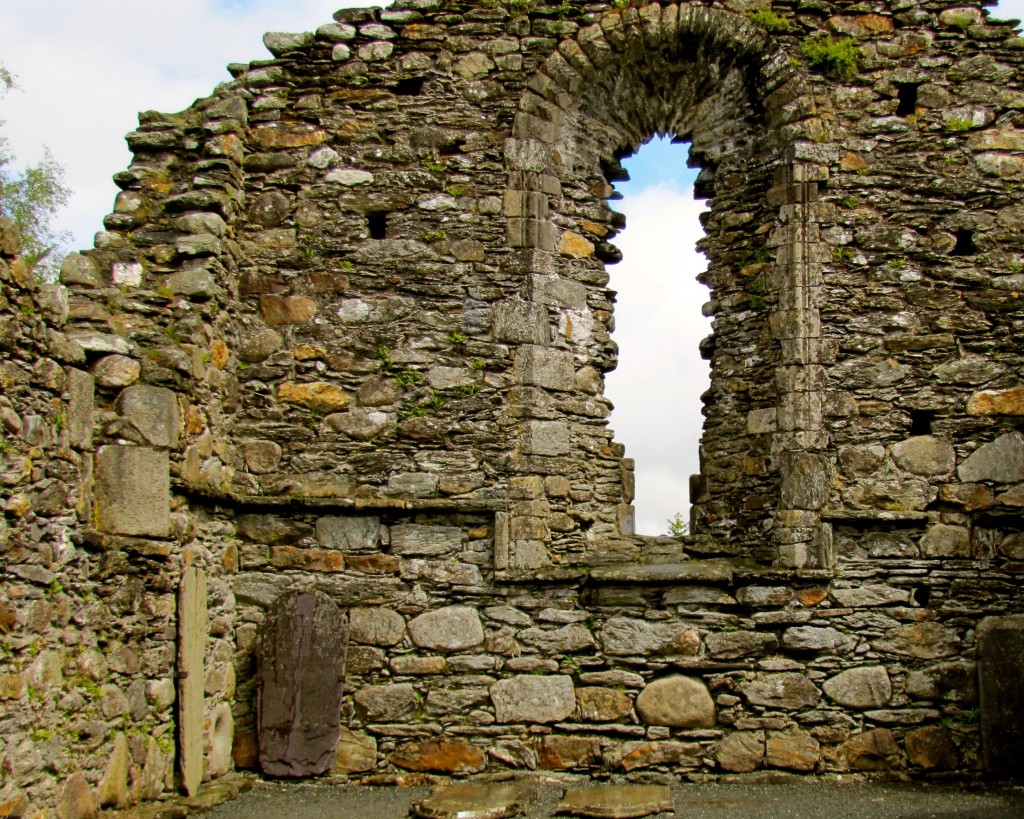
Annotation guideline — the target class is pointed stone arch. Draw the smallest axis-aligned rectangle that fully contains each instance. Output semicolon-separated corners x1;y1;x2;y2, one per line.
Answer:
504;4;833;568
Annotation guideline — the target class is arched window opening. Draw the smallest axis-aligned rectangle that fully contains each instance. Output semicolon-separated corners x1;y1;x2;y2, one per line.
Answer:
602;136;712;537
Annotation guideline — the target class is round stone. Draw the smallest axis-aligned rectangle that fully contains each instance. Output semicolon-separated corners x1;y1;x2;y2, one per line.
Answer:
635;675;715;728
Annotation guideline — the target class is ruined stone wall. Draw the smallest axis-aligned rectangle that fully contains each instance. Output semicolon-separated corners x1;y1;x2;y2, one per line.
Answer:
1;0;1023;812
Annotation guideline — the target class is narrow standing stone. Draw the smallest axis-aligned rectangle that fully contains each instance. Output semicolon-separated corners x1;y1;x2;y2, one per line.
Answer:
178;565;207;797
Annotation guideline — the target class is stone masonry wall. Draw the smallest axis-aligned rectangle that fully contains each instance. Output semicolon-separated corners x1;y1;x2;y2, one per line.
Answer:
1;0;1023;813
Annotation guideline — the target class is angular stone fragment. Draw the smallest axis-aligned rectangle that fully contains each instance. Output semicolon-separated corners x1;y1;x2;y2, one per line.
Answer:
277;381;350;412
490;675;575;723
920;523;971;557
766;730;820;772
601;617;699;656
390;739;486;774
822;666;891;709
519;624;595;654
539;735;603;770
333;727;377;774
905;660;977;703
874;622;960;659
57;773;98;819
258;590;348;776
782;626;856;654
390;524;462;556
742;673;821;710
556;785;673;819
635;675;715;728
967;386;1024;416
705;631;779;660
838;728;901;771
65;367;94;449
558;230;595;258
408;606;483;653
958;432;1024;484
576;686;632;722
349;607;406;646
614;741;701;772
717;731;764;773
260;295;317;325
905;726;958;770
315;516;381;552
830;585;908;607
354;682;417;722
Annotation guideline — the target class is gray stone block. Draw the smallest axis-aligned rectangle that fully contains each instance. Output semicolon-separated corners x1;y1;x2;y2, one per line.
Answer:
64;367;93;449
316;516;382;552
958;432;1024;484
514;345;573;389
117;385;179;448
493;301;550;344
407;606;483;653
490;674;575;723
94;446;169;537
521;420;570;456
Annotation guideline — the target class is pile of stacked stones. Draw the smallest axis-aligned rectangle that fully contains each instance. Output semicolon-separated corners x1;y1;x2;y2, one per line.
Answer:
1;0;1023;813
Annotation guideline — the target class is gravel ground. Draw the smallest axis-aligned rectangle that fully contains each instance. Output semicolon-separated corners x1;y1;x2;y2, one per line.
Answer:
201;778;1024;819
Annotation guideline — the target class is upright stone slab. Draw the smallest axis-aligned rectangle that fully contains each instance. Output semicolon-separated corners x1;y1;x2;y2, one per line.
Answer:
978;615;1024;777
258;590;348;776
177;565;207;797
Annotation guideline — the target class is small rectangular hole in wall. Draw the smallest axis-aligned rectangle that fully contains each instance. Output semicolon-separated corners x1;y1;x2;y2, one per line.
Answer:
394;77;425;96
368;212;388;239
896;83;920;117
909;409;934;436
952;228;977;256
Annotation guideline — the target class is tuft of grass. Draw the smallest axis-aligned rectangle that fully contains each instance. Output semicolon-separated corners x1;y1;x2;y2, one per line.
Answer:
800;36;860;80
748;7;791;33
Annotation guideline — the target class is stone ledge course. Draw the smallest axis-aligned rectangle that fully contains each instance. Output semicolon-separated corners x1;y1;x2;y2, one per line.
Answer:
1;0;1023;813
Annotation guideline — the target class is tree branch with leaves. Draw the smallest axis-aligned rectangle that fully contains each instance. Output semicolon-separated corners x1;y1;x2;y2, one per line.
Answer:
0;65;71;280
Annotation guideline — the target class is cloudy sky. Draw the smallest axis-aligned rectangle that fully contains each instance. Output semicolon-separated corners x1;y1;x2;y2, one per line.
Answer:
2;1;1021;535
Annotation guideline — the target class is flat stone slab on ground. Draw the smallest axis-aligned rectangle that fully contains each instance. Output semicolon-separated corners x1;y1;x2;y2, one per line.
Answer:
556;785;673;818
411;782;539;818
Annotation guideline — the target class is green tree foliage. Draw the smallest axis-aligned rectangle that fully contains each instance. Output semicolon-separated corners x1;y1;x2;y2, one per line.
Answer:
0;66;71;280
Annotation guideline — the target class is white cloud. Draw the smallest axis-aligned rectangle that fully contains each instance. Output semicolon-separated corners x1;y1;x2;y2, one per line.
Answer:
0;0;364;250
603;183;711;536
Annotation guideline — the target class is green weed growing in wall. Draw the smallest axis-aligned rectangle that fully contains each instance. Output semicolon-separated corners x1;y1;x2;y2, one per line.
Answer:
748;8;790;33
800;35;860;80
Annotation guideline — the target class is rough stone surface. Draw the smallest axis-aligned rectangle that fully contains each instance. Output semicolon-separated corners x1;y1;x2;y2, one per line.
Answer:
411;782;539;819
822;666;892;709
490;675;575;724
717;731;764;773
958;432;1024;484
94;446;169;537
635;676;715;728
742;674;821;711
257;591;348;776
407;606;483;653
